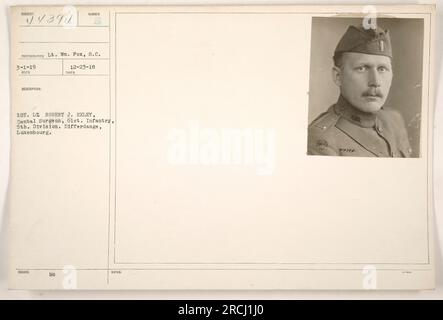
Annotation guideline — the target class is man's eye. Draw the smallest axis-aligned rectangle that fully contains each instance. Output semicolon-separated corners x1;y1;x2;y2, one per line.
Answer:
356;66;367;71
378;66;389;72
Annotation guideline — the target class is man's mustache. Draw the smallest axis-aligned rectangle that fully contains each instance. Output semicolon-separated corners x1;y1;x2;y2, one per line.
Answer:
362;89;383;98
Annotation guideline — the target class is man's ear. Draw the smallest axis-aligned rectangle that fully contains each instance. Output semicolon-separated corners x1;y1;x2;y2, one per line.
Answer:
332;66;342;87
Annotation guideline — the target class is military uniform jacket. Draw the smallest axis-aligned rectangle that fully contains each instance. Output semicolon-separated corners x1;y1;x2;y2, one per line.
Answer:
308;96;413;157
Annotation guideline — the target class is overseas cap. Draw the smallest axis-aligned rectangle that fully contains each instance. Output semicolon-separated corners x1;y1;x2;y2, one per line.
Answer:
334;25;392;59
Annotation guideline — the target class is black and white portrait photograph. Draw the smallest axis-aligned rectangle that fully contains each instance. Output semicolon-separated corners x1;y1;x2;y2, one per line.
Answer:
307;17;424;157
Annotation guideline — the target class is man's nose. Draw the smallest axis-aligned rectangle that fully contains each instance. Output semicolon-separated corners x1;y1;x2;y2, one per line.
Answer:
368;68;381;87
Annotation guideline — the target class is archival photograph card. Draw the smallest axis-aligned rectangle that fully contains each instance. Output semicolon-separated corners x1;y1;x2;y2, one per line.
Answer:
8;4;436;290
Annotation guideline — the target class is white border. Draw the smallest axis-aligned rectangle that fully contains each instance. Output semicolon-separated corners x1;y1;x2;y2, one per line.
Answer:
1;0;441;299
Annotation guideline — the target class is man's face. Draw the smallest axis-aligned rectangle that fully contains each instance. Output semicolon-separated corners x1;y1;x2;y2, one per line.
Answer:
334;52;393;113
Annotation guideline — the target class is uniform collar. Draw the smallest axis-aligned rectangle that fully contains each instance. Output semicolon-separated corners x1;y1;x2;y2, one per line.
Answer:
333;95;379;128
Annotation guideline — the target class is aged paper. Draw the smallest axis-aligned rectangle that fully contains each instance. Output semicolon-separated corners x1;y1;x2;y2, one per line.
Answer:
8;5;435;289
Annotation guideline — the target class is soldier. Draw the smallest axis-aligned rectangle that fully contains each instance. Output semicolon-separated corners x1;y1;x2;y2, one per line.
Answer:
307;24;413;157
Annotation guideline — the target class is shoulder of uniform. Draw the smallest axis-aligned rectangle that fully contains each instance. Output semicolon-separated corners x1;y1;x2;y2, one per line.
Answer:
307;108;340;156
309;108;339;131
379;107;413;156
